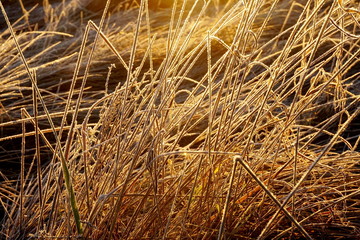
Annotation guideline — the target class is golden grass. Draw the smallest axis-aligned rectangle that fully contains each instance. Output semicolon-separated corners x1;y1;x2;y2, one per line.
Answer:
1;0;360;239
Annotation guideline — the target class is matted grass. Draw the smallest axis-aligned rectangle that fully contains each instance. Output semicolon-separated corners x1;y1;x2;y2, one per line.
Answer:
1;0;360;239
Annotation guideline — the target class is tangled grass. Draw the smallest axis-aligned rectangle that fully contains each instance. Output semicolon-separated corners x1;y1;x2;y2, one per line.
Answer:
1;0;360;239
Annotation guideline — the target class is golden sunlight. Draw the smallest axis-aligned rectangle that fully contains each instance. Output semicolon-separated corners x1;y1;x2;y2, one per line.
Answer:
80;0;174;12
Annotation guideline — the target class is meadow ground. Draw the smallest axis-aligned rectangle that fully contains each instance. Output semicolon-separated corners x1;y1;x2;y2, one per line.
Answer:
1;0;360;239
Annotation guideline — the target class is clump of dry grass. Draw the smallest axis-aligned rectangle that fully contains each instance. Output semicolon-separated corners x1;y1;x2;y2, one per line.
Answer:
1;0;360;239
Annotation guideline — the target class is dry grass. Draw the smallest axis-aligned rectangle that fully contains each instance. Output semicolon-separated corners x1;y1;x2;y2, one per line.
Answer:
1;0;360;239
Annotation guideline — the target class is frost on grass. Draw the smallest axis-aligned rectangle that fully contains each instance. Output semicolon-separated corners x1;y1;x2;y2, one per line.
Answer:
1;0;360;239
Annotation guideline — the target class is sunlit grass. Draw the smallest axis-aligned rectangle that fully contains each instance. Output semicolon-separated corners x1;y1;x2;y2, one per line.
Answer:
1;0;360;239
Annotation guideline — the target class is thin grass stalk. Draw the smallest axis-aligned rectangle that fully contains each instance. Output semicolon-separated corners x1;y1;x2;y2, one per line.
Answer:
32;69;44;230
207;31;213;159
161;0;181;77
163;0;178;81
353;135;360;151
217;157;238;240
0;1;83;235
121;0;144;113
132;35;157;80
80;126;91;211
104;64;114;96
204;31;215;235
162;161;188;240
0;124;88;143
291;127;300;238
20;108;26;235
88;20;129;70
183;155;204;224
144;0;153;77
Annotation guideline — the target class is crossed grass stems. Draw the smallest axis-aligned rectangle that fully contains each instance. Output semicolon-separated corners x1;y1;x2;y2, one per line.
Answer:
1;0;360;239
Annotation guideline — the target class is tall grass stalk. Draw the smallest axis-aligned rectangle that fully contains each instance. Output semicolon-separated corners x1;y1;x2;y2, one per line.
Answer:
31;69;44;229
